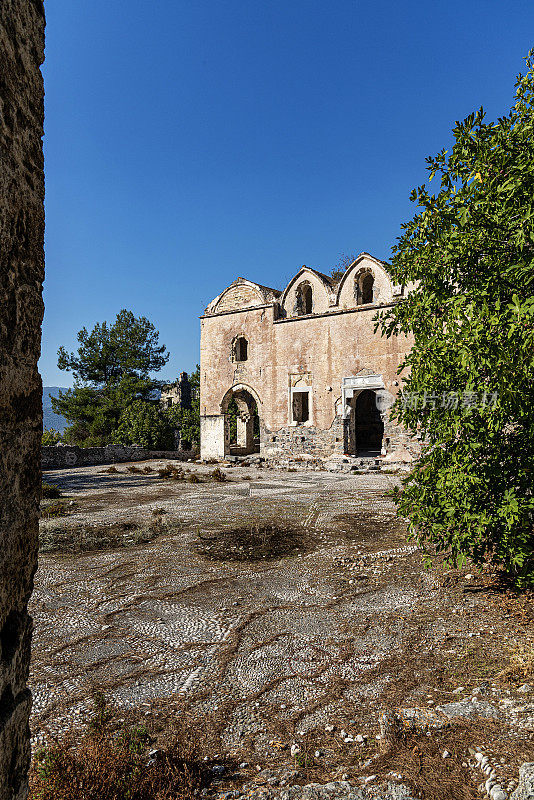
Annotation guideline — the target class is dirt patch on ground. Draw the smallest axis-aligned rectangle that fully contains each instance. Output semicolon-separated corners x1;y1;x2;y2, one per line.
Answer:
195;522;314;562
332;511;409;549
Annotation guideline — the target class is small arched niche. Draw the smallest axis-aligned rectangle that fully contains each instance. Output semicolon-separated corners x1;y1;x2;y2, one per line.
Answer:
232;335;248;362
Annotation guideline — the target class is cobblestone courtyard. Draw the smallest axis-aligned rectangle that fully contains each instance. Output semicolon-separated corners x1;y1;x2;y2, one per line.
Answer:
31;462;533;796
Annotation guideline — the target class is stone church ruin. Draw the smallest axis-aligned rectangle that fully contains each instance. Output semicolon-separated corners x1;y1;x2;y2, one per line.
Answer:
200;253;416;462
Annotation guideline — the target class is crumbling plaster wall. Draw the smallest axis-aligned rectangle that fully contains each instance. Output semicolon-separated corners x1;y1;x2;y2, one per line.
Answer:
0;1;45;798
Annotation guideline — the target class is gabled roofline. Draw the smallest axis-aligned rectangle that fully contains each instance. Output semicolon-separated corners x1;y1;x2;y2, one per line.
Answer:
335;252;391;305
280;266;336;308
205;277;281;315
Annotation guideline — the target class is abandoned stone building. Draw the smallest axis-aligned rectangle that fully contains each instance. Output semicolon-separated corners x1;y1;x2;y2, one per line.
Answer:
200;253;416;462
160;372;199;449
161;371;194;410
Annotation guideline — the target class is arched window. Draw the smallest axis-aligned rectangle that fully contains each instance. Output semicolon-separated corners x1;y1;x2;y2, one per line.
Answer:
295;282;313;315
355;270;375;305
233;335;248;362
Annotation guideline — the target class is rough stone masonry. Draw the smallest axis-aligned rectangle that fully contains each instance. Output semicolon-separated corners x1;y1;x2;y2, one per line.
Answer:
0;2;45;798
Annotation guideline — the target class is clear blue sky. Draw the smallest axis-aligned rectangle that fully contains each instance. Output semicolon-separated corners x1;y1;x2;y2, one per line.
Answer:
41;0;534;386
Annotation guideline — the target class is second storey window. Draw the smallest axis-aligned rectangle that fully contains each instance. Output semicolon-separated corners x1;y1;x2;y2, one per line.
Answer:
361;273;374;304
233;335;248;362
355;270;375;305
295;282;313;315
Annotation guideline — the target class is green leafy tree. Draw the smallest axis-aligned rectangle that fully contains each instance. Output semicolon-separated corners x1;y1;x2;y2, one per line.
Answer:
379;52;534;586
113;400;173;450
53;311;169;447
42;428;62;446
57;309;168;383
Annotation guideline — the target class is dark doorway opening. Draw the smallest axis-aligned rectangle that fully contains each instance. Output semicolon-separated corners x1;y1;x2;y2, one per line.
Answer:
292;391;309;423
350;389;384;455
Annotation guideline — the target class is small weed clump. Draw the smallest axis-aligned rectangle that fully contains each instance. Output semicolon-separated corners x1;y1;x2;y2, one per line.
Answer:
210;468;227;482
127;465;143;474
101;466;120;474
499;644;534;683
41;500;71;519
143;465;153;473
158;464;185;480
157;464;204;483
29;693;209;800
41;482;61;499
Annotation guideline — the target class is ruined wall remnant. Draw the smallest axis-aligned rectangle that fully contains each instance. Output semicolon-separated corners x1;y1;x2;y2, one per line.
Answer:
41;444;192;470
160;371;193;409
0;1;45;798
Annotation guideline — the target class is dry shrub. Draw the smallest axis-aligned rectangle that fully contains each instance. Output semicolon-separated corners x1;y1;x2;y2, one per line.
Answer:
41;482;61;499
41;500;71;519
152;508;167;517
158;464;185;481
101;466;120;474
499;643;534;682
39;519;165;553
370;723;493;800
210;468;226;482
29;694;209;800
186;473;201;484
143;465;154;473
127;465;143;474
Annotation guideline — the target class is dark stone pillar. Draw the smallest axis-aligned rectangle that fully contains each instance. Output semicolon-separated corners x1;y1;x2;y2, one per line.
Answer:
0;1;45;798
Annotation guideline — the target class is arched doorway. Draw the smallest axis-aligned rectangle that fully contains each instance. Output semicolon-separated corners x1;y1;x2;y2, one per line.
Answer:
349;389;384;456
221;387;260;455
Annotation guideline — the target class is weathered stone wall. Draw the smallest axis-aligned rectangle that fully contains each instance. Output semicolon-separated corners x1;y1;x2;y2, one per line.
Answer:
42;445;192;470
262;419;344;459
0;2;45;798
200;298;414;460
199;254;420;462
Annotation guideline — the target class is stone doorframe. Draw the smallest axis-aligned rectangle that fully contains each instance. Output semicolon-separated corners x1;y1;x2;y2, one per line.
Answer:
342;372;389;456
341;372;385;418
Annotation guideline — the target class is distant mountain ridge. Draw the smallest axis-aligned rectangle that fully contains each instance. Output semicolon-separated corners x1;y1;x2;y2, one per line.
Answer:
43;386;69;432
